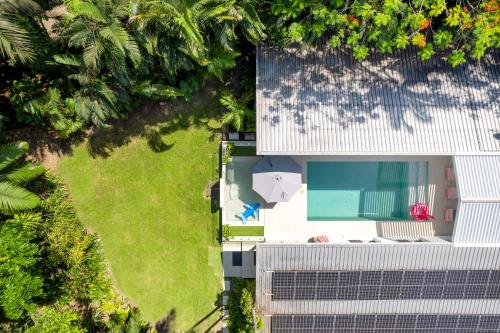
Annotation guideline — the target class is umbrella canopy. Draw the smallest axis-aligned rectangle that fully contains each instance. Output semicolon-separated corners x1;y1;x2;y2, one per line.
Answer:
252;156;302;202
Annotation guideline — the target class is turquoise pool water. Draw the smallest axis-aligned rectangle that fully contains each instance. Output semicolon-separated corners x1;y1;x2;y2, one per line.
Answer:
307;161;427;221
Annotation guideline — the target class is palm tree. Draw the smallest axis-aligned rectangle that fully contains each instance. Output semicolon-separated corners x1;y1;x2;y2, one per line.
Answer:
62;0;141;78
70;73;126;126
55;0;140;126
0;142;44;214
0;0;43;63
130;0;265;77
219;90;255;132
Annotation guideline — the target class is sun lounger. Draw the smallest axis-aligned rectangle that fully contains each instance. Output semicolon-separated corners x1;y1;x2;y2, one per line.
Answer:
236;203;261;223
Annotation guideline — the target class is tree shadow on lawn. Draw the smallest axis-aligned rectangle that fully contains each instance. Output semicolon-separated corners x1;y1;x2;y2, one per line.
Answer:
185;292;224;333
8;125;86;171
7;83;223;166
155;308;177;333
86;84;222;159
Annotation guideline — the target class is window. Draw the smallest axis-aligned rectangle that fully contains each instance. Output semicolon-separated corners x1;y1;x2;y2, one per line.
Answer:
232;252;242;266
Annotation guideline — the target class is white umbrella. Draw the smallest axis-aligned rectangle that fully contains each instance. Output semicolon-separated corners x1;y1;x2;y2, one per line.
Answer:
252;156;302;202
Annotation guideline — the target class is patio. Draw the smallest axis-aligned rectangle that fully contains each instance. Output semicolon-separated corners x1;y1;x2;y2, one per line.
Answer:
222;153;456;243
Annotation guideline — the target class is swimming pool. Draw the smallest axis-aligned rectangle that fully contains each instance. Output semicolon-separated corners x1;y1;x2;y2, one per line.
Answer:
307;161;428;221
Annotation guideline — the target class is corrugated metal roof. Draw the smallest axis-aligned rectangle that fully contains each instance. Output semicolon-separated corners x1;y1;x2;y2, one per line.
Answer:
454;155;500;200
453;202;500;244
452;155;500;244
256;46;500;155
256;244;500;315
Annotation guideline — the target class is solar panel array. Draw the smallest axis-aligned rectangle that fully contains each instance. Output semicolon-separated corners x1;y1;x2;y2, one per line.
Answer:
272;270;500;301
271;314;500;332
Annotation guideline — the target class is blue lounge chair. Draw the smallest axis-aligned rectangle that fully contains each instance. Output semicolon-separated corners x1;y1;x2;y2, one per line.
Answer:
236;203;261;223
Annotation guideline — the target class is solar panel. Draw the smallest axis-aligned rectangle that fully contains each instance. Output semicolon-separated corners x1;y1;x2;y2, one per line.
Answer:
317;272;338;286
479;316;500;329
271;270;500;301
271;315;500;332
338;272;361;285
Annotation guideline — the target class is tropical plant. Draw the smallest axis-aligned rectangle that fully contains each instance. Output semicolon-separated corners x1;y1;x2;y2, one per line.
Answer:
37;174;108;302
0;142;44;214
71;74;127;126
267;0;500;66
106;307;151;333
26;306;85;333
0;213;44;320
61;0;141;77
130;0;265;78
219;90;255;132
222;223;233;240
0;0;43;63
226;279;262;333
52;0;141;126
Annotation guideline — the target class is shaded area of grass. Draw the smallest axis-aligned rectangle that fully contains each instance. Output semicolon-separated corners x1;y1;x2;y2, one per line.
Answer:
233;146;256;156
58;86;224;331
229;226;264;237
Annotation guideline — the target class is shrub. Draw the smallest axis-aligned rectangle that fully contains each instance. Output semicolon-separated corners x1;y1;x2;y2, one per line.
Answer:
222;224;233;241
226;279;263;333
0;214;44;320
36;174;109;303
223;143;235;164
26;306;84;333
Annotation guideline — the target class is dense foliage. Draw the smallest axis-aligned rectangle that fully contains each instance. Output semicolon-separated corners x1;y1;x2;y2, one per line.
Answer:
1;0;498;137
0;0;265;137
265;0;499;65
226;279;263;333
0;164;152;332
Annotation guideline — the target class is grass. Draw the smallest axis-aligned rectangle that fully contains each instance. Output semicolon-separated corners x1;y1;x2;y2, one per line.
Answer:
229;226;264;237
233;145;256;156
58;88;223;331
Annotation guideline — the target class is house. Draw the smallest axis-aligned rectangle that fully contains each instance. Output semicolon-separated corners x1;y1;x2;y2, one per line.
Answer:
221;45;500;332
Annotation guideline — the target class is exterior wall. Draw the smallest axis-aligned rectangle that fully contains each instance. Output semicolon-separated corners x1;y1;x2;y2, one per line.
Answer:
222;242;256;279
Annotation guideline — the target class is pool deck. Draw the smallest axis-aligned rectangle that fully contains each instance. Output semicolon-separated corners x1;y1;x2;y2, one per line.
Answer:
260;155;456;243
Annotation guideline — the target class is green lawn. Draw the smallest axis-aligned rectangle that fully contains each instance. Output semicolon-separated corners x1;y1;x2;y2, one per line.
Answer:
59;89;223;331
229;226;264;237
233;145;256;156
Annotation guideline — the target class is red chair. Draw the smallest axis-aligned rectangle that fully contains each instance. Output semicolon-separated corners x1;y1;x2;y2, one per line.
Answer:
410;203;435;221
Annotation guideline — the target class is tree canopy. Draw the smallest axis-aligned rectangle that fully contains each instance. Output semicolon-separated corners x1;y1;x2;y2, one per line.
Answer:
0;0;498;137
0;0;266;136
266;0;500;66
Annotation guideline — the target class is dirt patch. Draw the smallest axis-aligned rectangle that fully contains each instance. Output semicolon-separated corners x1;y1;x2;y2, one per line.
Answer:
8;126;79;172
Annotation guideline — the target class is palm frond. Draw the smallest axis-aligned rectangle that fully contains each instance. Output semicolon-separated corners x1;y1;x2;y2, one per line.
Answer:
0;15;36;62
0;142;29;172
236;0;266;43
5;163;45;185
64;0;106;22
207;48;239;79
0;182;40;213
53;54;84;67
0;0;42;15
132;81;184;99
82;39;104;69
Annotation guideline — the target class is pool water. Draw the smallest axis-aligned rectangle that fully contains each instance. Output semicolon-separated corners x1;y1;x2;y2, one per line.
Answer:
307;161;428;221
